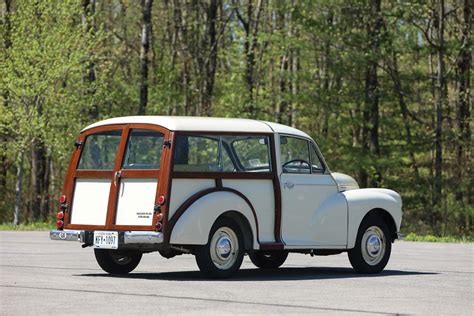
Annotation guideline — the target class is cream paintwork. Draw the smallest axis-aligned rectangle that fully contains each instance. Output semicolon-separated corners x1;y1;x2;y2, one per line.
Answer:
343;188;402;248
115;179;158;226
222;179;275;243
70;179;110;225
280;173;346;246
168;179;215;218
169;191;259;249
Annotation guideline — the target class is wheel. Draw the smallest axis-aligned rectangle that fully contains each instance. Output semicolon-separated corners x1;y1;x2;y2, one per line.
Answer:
249;251;288;269
94;249;142;274
348;216;392;274
195;218;244;278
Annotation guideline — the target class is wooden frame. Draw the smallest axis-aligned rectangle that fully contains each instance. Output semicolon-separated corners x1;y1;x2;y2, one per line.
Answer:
64;124;172;232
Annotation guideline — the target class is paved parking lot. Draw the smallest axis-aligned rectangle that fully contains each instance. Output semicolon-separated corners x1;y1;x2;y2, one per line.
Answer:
0;231;472;315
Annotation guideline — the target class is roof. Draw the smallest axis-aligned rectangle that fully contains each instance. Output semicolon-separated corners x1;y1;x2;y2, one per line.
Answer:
81;116;311;138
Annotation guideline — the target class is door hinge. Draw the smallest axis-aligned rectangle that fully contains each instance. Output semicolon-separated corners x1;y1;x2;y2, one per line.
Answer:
74;140;83;149
163;140;172;148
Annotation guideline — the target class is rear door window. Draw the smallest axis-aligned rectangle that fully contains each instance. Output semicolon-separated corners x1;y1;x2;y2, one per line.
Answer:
122;129;164;169
78;131;122;170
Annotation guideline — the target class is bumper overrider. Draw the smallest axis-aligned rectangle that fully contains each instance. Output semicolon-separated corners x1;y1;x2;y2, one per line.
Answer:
50;230;164;246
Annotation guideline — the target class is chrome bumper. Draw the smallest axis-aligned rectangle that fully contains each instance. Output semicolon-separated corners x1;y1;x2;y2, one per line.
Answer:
49;230;163;245
50;230;84;242
124;231;163;244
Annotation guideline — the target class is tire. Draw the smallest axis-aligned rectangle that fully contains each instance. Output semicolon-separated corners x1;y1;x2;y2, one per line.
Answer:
94;249;142;274
249;251;288;269
348;215;392;274
195;218;244;279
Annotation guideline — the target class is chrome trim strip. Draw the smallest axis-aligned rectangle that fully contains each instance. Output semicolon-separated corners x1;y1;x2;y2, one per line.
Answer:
124;231;163;244
50;230;83;242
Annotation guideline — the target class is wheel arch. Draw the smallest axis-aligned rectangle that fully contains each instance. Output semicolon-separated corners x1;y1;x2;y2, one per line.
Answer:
169;190;259;249
361;208;398;242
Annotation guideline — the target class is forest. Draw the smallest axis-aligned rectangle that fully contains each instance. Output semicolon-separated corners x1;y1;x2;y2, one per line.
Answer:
0;0;471;237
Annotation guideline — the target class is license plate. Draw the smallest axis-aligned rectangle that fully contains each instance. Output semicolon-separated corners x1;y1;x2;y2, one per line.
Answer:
93;231;118;249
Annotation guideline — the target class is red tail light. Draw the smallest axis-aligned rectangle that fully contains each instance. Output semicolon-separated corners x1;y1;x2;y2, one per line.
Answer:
57;212;64;220
157;195;166;205
56;220;64;229
59;195;67;204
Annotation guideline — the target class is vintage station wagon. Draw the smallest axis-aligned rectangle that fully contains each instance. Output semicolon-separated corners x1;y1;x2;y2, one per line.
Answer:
50;116;402;278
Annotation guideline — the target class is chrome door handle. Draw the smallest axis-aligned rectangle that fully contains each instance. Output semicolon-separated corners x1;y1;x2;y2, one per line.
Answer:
114;171;121;186
284;182;294;189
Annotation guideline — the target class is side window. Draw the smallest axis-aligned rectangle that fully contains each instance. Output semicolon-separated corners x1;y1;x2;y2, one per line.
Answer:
280;136;310;174
226;136;271;172
122;129;164;169
78;131;122;170
173;135;220;172
310;144;325;173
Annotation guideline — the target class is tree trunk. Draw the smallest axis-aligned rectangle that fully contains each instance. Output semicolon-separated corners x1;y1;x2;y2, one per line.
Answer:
82;0;98;119
13;153;24;225
365;0;382;187
455;0;471;202
202;0;218;116
31;139;48;221
433;0;445;220
138;0;153;115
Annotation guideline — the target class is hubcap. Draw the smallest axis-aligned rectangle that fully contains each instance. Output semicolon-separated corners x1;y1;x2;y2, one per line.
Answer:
210;227;239;270
361;226;386;266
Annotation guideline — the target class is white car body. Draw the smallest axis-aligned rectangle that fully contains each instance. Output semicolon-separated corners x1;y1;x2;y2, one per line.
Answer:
51;116;402;276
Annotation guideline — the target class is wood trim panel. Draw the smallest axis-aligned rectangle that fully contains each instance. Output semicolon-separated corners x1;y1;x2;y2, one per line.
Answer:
269;134;283;244
165;187;261;245
120;169;160;178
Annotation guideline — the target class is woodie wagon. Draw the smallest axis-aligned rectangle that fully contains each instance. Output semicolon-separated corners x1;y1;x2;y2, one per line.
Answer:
50;116;403;278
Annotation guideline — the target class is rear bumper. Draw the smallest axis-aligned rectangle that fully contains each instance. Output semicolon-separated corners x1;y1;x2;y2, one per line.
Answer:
50;230;163;245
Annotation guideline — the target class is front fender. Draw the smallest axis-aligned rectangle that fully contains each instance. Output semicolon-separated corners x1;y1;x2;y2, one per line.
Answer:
343;188;402;248
169;191;259;249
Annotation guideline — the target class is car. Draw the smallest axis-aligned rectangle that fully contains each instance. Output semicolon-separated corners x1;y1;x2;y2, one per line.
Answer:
50;116;402;278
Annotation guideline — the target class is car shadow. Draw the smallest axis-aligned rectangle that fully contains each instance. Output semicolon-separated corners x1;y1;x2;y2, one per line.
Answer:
79;267;437;281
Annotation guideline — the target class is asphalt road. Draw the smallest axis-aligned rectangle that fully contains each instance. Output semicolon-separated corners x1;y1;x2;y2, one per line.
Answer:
0;232;472;315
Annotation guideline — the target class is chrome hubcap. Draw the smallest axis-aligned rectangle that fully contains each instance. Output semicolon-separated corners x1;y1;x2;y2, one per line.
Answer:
361;226;386;266
210;227;239;270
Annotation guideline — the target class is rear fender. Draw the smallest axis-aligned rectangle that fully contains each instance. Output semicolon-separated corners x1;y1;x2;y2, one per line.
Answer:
169;191;259;249
343;188;402;249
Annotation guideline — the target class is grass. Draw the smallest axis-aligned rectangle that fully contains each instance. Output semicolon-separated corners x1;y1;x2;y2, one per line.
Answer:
403;232;473;243
0;221;54;231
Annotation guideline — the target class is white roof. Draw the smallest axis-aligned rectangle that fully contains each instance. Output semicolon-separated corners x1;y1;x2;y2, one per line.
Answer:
81;116;311;138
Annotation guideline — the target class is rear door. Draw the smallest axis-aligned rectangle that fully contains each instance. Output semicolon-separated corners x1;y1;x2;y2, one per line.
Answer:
64;124;171;231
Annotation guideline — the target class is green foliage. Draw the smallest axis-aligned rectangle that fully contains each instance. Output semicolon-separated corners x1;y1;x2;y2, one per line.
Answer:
0;0;471;237
404;233;473;243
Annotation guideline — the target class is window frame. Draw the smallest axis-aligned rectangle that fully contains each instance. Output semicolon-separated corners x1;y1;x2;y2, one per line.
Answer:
278;134;328;175
171;132;274;177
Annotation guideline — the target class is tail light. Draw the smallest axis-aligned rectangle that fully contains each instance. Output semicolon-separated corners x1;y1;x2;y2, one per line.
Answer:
157;195;166;205
56;220;64;229
57;212;64;220
59;195;67;204
155;213;163;222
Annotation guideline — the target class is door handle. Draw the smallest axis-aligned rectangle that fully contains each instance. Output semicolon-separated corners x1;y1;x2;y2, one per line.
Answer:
284;182;294;189
114;171;121;186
